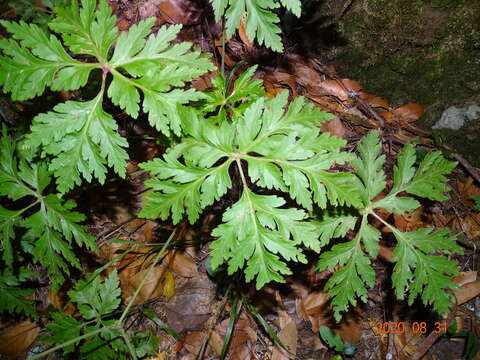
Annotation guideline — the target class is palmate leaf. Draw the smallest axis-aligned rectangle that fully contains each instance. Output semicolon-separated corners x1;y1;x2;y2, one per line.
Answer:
108;22;215;136
25;93;129;193
317;131;459;320
142;88;357;289
2;0;214;193
69;270;121;320
209;0;302;52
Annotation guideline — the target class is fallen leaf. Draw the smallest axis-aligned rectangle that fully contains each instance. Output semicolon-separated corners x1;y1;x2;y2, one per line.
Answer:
238;17;253;47
120;266;175;304
453;271;478;287
454;280;480;305
271;310;297;360
163;250;199;277
0;321;39;357
359;92;389;109
321;116;346;139
392;104;424;123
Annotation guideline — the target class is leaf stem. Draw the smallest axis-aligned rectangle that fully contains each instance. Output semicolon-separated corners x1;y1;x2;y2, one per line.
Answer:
31;326;111;359
117;228;177;325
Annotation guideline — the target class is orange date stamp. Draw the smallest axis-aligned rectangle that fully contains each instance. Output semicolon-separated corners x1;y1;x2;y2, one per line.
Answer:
373;321;448;335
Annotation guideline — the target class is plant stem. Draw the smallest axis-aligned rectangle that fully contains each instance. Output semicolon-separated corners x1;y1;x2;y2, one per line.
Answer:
221;15;226;78
119;326;138;360
31;326;112;359
117;228;177;325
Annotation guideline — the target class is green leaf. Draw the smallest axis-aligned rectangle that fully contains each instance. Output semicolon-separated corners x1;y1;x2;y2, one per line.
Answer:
350;130;386;203
0;20;97;100
210;190;310;289
391;227;462;314
319;326;344;352
25;94;129;193
316;217;378;321
404;151;457;201
315;210;357;248
43;312;83;354
49;0;117;58
108;23;215;136
69;270;121;320
139;150;233;224
472;194;480;211
0;268;37;319
210;0;303;52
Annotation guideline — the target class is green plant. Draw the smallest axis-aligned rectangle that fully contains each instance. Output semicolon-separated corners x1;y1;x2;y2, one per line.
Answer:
209;0;301;51
140;69;461;320
0;0;214;193
0;0;465;358
42;271;159;360
472;194;480;211
0;127;97;292
319;326;356;357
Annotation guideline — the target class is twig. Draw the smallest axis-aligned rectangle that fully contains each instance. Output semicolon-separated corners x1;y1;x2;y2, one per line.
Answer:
408;303;457;360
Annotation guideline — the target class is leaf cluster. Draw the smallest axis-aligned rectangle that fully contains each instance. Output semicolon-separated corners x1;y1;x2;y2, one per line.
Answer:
141;83;360;289
316;131;462;320
0;0;214;193
0;128;97;299
209;0;302;51
44;271;159;359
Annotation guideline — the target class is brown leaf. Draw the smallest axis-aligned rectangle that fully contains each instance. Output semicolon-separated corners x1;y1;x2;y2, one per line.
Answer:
359;92;390;109
271;310;297;360
212;318;256;360
317;79;362;101
0;321;39;357
453;271;478;287
454;280;480;305
321;116;346;139
238;17;253;47
156;0;202;25
163;250;199;277
392;104;424;123
120;266;175;304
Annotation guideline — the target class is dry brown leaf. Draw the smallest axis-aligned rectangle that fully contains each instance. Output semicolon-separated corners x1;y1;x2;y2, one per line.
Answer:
238;17;253;47
163;250;199;277
0;321;39;357
378;245;394;263
183;331;206;356
392;104;424;123
271;310;297;360
211;318;256;360
321;116;346;139
359;92;390;109
156;0;202;24
454;280;480;305
317;79;362;101
49;289;76;315
393;207;424;232
453;271;478;287
120;266;175;304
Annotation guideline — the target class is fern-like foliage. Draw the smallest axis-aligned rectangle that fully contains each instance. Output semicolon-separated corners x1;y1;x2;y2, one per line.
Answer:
44;271;159;359
472;194;480;211
0;127;97;293
141;87;361;289
0;267;37;319
209;0;302;51
316;131;462;320
0;0;214;193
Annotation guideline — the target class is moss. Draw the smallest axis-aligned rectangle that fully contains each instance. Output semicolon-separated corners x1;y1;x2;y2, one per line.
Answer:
329;0;480;129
